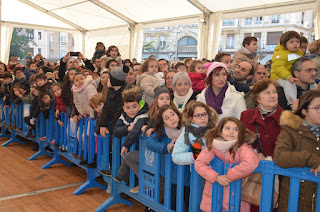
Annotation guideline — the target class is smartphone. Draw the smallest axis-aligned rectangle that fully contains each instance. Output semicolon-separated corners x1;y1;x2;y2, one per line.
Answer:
70;52;79;56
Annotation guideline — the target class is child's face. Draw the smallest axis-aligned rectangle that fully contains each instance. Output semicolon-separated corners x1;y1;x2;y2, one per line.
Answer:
191;106;208;127
194;63;205;73
34;55;41;62
286;37;300;52
4;77;11;84
162;108;179;128
100;73;109;85
52;85;62;97
68;70;76;82
36;78;47;87
31;87;39;96
300;42;308;54
47;73;54;79
30;64;37;71
94;102;104;114
245;41;258;53
110;47;118;58
97;44;105;51
13;88;20;96
148;61;158;74
15;70;25;79
0;64;5;74
41;94;51;104
158;60;169;73
73;74;86;88
108;62;118;71
176;65;186;72
157;93;170;108
123;101;140;118
220;55;232;70
19;88;26;95
221;121;239;141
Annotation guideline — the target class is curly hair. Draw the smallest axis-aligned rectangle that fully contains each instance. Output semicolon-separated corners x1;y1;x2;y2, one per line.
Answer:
308;40;320;54
140;58;158;74
122;85;141;103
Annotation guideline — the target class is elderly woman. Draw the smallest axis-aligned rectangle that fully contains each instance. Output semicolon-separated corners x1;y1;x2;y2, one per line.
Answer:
165;70;177;97
197;62;246;120
172;71;199;112
273;90;320;211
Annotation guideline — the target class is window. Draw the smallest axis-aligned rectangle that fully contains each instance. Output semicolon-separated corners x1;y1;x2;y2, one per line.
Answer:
50;34;54;43
38;32;41;40
254;32;261;47
272;15;280;23
223;20;235;26
266;31;282;51
145;36;152;42
60;35;67;45
244;33;251;38
50;50;54;58
38;48;41;54
226;34;235;49
301;12;305;24
255;17;262;24
177;36;197;46
245;18;253;25
159;36;166;48
26;32;33;38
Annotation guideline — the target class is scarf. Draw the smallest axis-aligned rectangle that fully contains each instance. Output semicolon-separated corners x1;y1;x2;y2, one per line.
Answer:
165;126;183;139
212;138;238;153
205;83;228;114
173;88;194;113
258;105;277;120
184;125;209;146
72;83;85;93
304;120;320;138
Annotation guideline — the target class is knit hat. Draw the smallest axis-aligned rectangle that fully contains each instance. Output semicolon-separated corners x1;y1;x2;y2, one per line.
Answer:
204;62;228;77
26;55;32;61
110;65;129;86
154;86;170;99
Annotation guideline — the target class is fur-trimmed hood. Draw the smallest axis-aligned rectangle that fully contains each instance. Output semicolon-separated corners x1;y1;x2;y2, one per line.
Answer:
279;110;304;130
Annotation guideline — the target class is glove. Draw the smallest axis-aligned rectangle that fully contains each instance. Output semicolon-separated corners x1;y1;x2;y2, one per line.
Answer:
191;142;202;160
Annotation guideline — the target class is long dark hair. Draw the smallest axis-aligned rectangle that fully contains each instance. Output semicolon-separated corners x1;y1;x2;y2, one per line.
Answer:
61;71;74;106
295;90;320;119
154;105;182;139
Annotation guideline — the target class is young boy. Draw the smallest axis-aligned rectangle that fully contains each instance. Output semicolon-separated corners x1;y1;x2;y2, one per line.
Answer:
34;73;51;94
113;85;149;185
24;61;37;86
232;36;259;70
1;72;19;106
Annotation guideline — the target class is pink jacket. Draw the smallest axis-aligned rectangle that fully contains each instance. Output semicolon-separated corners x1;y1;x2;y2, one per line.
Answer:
195;142;259;212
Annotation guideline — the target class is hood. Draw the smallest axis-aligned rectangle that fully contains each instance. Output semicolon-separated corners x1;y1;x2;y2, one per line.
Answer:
279;110;304;130
273;43;304;56
136;72;156;86
72;75;95;93
237;46;252;55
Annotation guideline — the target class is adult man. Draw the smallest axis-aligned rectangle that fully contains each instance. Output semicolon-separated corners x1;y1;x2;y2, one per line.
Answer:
278;57;317;110
58;52;80;82
126;67;137;85
253;64;267;82
132;63;141;76
232;37;258;70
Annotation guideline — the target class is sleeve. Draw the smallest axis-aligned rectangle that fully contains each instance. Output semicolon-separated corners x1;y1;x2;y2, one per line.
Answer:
273;128;320;169
97;99;109;128
172;128;194;165
147;132;170;155
271;53;292;80
140;76;159;98
229;78;250;93
226;144;260;181
21;94;33;104
32;104;41;118
235;95;247;119
58;58;67;82
86;83;98;118
194;147;219;184
123;117;149;149
84;59;95;72
73;93;83;115
113;118;129;138
277;87;291;110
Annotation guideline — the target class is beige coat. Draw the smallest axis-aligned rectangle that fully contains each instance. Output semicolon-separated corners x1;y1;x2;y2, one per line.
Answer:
136;72;160;106
232;47;258;70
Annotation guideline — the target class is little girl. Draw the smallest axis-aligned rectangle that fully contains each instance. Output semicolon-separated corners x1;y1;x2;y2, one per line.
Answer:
187;60;206;91
136;58;160;106
51;83;65;127
106;45;122;66
92;42;106;61
72;72;97;119
62;68;77;117
195;117;259;212
172;101;218;165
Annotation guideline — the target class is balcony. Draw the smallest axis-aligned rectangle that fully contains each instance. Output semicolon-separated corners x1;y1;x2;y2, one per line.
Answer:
223;20;235;26
178;46;197;53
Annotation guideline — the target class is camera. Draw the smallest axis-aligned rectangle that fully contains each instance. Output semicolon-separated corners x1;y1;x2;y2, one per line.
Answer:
70;52;79;57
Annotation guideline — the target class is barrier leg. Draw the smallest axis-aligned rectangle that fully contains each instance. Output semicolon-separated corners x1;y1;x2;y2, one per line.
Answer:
42;148;71;169
0;126;9;138
73;168;108;195
28;141;53;160
2;131;25;146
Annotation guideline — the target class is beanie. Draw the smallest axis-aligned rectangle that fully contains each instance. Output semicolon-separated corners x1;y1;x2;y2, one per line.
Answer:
110;65;129;86
154;86;170;99
204;62;228;77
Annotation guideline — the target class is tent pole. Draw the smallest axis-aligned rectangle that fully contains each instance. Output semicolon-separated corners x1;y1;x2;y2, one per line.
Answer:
129;24;135;60
315;0;320;40
82;31;86;57
211;13;223;59
0;0;2;61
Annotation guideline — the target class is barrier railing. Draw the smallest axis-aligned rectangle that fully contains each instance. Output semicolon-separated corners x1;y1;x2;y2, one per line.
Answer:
0;102;319;211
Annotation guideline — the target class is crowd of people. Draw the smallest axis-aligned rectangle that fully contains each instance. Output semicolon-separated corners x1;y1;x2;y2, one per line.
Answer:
1;32;320;211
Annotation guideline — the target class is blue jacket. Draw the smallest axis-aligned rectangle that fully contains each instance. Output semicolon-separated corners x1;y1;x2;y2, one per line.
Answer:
114;101;149;149
24;68;36;86
172;124;207;166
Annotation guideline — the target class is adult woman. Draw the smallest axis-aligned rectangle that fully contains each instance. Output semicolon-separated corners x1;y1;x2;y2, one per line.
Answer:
164;70;176;97
97;70;109;99
172;71;199;112
273;90;320;212
197;62;246;120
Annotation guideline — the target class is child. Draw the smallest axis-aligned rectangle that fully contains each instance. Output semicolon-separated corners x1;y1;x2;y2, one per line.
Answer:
187;60;206;92
175;62;187;72
232;36;258;70
51;83;65;128
72;72;97;119
136;58;160;106
195;117;259;212
300;36;308;55
1;72;19;106
33;53;45;67
24;86;40;138
106;45;122;66
46;72;56;85
24;62;37;86
62;68;77;117
215;53;232;72
34;73;51;93
92;42;106;61
113;86;149;184
172;101;218;165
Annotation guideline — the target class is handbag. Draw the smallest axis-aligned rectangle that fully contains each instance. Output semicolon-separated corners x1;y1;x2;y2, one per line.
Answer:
241;122;279;208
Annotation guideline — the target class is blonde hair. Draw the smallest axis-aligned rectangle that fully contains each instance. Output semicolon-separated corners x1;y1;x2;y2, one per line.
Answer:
308;40;320;53
89;93;105;108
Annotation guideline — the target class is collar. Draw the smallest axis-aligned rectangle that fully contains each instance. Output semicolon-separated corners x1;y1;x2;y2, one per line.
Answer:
247;105;283;125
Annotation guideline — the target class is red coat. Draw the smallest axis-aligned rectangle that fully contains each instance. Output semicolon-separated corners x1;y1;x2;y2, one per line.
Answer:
187;72;206;91
53;95;66;112
240;105;283;157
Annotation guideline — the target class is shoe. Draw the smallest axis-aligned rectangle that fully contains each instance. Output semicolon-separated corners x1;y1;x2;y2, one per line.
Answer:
144;207;155;212
0;121;6;126
5;123;11;130
100;170;112;176
50;139;55;145
10;123;16;130
113;176;121;183
58;146;66;152
72;153;82;160
130;186;139;193
85;161;97;168
54;143;60;148
79;159;88;165
45;146;53;154
39;136;46;141
25;130;33;139
15;128;22;132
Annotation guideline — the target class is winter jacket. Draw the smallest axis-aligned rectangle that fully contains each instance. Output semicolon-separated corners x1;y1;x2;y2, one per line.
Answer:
30;96;40;118
195;140;259;212
273;111;320;212
187;72;206;91
97;83;127;134
53;95;66;112
114;101;149;149
1;76;19;105
197;82;247;120
137;72;160;106
270;44;304;80
21;93;34;104
240;105;283;157
172;124;207;165
72;75;97;118
232;47;258;70
24;68;36;86
92;50;106;61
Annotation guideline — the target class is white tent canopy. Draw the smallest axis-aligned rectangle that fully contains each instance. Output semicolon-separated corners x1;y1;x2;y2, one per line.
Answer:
0;0;319;63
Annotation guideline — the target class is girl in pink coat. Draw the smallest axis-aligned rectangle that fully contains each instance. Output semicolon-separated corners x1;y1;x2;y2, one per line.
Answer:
195;117;259;212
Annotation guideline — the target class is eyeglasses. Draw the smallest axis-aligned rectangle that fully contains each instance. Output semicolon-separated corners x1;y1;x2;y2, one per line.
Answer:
308;106;320;113
193;113;208;119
